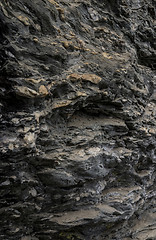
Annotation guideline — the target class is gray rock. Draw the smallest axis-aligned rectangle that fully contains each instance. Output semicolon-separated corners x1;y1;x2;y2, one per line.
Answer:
0;0;156;239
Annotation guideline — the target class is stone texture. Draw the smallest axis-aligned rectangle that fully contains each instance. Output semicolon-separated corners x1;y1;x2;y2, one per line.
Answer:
0;0;156;239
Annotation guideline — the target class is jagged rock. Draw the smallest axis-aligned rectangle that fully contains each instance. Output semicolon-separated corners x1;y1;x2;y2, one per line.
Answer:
0;0;156;239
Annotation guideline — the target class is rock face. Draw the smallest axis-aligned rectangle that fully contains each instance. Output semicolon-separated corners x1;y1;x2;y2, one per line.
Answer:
0;0;156;239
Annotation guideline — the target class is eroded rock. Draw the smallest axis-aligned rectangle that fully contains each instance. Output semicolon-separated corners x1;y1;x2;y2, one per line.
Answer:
0;0;156;239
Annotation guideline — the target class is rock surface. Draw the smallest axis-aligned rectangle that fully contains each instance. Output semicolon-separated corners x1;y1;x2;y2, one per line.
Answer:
0;0;156;239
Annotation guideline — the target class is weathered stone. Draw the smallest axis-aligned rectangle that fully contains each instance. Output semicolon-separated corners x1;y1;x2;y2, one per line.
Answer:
38;85;49;96
14;86;39;98
0;0;156;239
68;73;102;84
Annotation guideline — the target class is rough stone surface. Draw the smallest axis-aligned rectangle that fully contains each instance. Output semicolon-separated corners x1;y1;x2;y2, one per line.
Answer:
0;0;156;239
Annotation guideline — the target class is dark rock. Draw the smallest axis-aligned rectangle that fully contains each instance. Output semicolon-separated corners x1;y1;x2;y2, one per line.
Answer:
0;0;156;239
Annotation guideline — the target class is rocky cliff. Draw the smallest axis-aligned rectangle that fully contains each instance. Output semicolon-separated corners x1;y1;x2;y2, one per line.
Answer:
0;0;156;239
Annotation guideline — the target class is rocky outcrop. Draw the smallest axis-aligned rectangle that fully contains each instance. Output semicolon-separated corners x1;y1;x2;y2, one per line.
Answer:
0;0;156;239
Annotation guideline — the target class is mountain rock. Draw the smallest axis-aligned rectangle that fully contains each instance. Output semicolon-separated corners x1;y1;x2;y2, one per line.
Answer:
0;0;156;239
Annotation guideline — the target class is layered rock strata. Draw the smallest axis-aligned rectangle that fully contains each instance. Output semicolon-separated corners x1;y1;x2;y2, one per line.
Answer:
0;0;156;239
